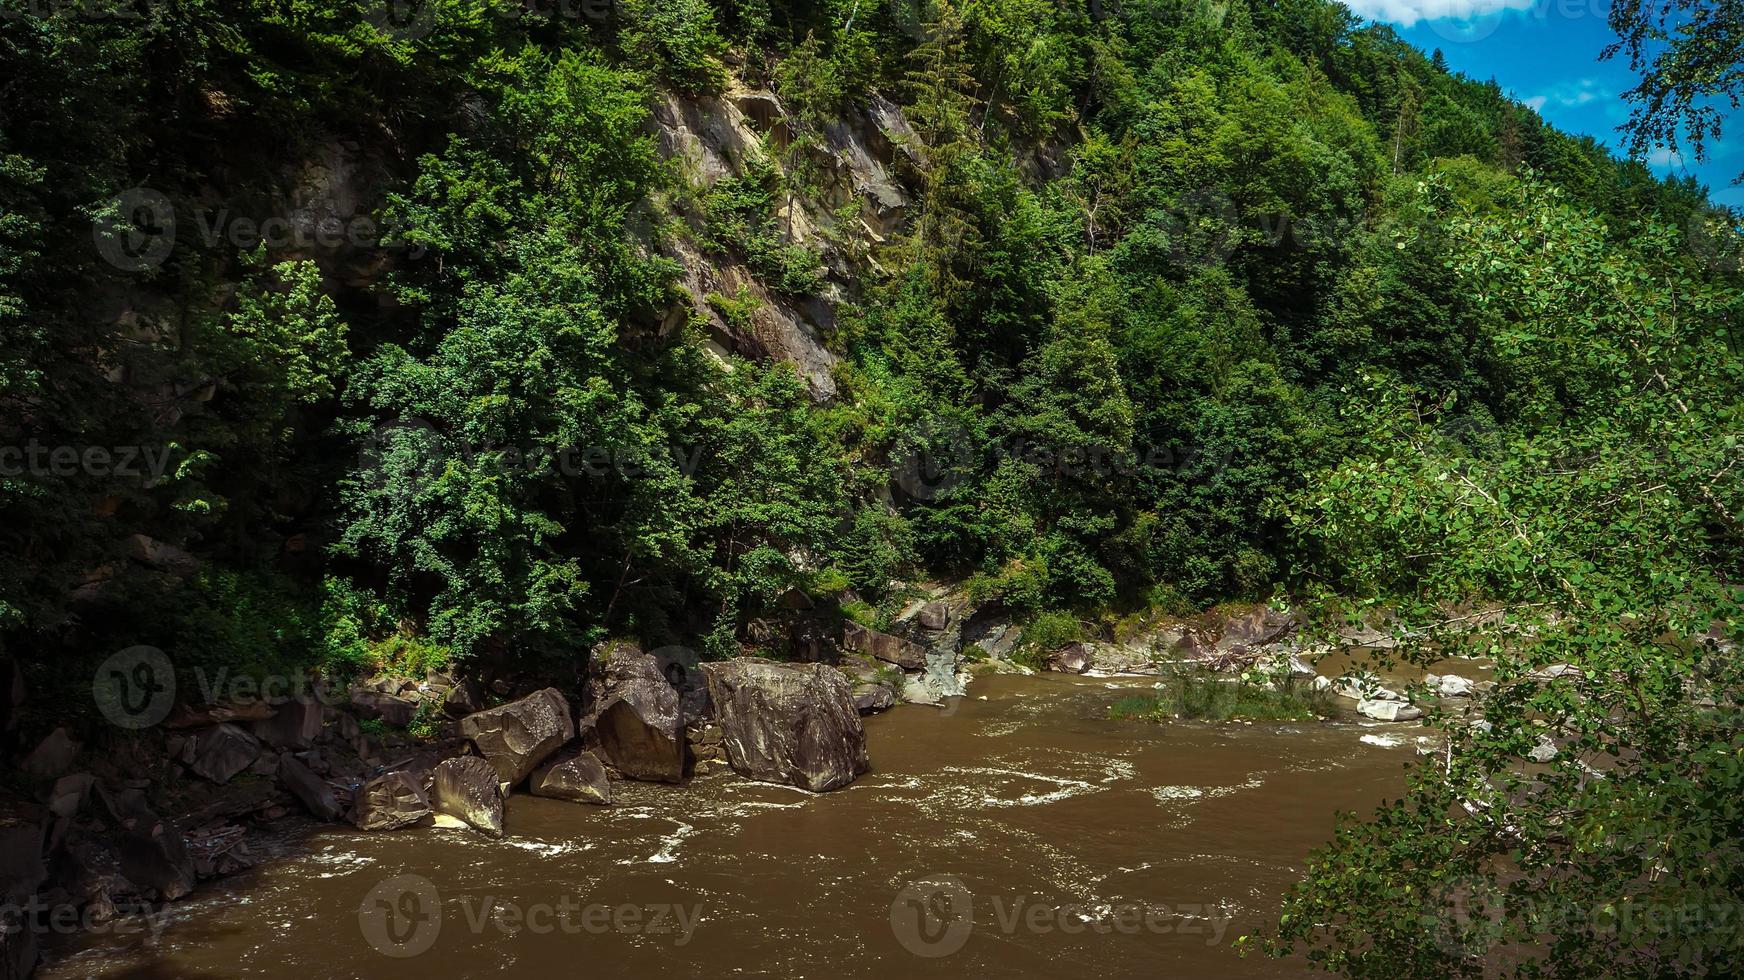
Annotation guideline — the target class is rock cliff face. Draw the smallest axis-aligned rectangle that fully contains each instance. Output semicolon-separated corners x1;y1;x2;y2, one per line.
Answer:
649;83;917;402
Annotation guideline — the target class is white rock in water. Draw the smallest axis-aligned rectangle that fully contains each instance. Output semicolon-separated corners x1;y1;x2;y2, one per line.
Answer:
1527;738;1558;763
1434;674;1475;697
1357;699;1423;722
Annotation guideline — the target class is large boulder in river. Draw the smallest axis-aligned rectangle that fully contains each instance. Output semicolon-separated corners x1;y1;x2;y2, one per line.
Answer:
530;750;612;805
350;771;432;831
842;622;927;670
432;756;505;836
584;642;684;783
459;687;575;787
699;659;869;792
852;681;897;714
1357;699;1423;722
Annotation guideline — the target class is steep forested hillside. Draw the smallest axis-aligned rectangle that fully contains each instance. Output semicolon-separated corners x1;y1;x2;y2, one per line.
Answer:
0;0;1735;692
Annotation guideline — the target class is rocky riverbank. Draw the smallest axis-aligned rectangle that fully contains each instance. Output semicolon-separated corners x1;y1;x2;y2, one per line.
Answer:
0;592;1492;979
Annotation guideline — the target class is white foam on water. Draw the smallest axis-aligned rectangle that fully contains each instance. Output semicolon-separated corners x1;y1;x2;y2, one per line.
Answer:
1360;733;1406;748
1150;775;1264;805
620;819;696;865
303;848;377;878
941;765;1107;807
500;838;593;858
1151;785;1205;800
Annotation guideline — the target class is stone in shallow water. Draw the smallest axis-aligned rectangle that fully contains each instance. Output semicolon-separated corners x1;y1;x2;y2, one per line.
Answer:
432;756;505;836
1357;699;1422;722
700;659;869;792
852;681;897;714
531;750;612;805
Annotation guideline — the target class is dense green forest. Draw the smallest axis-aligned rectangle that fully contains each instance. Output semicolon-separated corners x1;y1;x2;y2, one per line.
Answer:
2;0;1742;971
3;0;1731;677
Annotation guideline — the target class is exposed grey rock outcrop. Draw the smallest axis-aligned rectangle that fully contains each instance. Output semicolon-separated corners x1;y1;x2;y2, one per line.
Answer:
842;622;927;670
699;659;868;792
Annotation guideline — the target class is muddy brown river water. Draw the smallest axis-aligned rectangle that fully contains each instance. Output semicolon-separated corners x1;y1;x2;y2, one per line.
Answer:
41;672;1425;979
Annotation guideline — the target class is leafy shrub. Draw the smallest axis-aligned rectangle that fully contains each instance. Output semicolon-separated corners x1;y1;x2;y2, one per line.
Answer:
1020;609;1081;652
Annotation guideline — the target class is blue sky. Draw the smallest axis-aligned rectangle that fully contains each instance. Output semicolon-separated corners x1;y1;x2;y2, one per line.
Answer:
1338;0;1744;209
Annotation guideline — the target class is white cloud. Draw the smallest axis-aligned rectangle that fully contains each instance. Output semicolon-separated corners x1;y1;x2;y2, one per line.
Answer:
1340;0;1535;27
1646;147;1686;168
1521;78;1611;113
